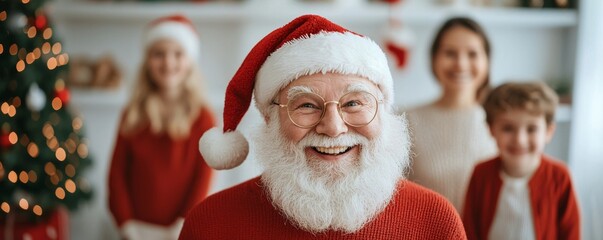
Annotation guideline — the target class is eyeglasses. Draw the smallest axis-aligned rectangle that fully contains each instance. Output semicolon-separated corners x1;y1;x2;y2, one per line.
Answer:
273;91;383;128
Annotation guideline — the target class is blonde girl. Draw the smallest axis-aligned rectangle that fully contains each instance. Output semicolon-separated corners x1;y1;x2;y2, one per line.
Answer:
108;15;215;240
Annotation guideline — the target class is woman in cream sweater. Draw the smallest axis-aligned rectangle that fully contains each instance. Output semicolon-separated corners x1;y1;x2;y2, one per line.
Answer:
406;17;497;212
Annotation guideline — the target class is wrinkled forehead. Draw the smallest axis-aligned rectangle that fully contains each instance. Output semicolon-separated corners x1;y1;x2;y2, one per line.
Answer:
284;83;376;100
278;74;382;101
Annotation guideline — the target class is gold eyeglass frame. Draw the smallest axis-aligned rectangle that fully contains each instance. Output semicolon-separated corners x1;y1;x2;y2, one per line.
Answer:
272;91;383;129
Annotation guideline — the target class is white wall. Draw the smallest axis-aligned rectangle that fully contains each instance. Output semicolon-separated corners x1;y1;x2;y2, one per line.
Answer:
569;0;603;239
50;2;579;239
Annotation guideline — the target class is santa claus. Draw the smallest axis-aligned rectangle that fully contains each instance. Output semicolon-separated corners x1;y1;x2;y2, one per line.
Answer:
180;14;466;239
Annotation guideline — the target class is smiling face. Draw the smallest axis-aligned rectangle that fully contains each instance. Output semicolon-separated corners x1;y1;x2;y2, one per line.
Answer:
146;39;192;94
255;73;410;232
433;26;489;97
489;110;555;177
274;72;382;170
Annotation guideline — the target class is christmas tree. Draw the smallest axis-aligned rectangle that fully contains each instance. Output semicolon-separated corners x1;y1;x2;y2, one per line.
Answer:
0;0;93;225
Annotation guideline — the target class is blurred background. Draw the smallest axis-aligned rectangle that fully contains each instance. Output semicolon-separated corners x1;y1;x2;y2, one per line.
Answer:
2;0;602;239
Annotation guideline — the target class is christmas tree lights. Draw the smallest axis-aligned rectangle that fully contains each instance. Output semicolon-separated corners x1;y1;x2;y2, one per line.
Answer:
0;0;93;226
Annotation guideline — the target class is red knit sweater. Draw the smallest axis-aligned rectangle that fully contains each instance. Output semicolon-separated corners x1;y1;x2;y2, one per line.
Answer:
179;177;466;239
108;107;215;227
463;155;580;240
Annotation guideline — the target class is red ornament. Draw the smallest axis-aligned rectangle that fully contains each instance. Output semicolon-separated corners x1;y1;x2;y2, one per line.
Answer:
0;133;11;149
385;41;409;69
54;88;70;105
35;15;47;30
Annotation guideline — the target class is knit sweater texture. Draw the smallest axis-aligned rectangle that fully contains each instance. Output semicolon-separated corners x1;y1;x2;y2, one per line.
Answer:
179;177;466;240
463;155;581;240
108;107;215;227
406;103;497;211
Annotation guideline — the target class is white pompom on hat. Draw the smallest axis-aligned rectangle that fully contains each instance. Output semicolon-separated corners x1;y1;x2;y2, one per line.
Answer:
144;15;200;61
199;14;394;170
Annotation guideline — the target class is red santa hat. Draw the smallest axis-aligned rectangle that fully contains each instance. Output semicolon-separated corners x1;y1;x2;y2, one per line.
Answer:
144;15;200;61
199;14;393;170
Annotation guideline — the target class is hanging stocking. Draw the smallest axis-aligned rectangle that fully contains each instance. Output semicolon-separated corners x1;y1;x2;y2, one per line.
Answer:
384;20;415;69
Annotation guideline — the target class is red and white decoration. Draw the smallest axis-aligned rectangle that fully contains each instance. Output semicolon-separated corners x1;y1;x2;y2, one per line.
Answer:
383;20;415;69
381;0;415;70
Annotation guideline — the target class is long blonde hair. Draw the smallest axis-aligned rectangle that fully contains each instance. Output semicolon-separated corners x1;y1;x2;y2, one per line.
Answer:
121;54;206;139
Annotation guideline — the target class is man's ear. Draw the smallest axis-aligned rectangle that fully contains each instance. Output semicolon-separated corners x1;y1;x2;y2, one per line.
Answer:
545;122;556;143
263;106;278;124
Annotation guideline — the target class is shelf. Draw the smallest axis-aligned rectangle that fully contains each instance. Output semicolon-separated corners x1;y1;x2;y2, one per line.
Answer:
392;6;577;27
49;1;390;23
69;85;128;109
242;2;389;23
50;1;246;22
50;1;576;27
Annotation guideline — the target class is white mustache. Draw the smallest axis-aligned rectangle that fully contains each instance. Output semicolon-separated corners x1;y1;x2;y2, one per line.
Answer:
298;132;366;149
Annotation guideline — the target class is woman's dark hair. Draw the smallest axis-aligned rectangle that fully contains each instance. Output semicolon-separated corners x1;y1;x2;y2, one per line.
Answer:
430;17;491;101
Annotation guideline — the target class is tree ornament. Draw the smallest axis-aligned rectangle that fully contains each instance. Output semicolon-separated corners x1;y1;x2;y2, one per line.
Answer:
0;132;11;149
54;88;70;105
34;15;47;30
383;21;415;69
8;12;28;31
27;83;46;111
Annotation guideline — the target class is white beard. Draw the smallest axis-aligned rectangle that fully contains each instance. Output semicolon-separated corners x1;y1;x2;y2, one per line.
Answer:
254;110;411;233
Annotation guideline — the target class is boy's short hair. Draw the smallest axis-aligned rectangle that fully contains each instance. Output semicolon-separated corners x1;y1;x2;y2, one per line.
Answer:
483;81;559;125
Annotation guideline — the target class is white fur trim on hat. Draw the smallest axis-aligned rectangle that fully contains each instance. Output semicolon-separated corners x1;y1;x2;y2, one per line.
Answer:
255;31;394;117
199;127;249;170
144;22;200;61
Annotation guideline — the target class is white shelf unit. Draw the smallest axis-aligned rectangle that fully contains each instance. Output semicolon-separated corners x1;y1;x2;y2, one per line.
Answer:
51;1;577;25
69;85;128;108
51;2;247;22
51;1;390;22
392;6;577;27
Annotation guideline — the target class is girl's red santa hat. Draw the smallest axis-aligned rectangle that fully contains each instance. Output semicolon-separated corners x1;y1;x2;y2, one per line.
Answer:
199;14;394;170
144;14;201;61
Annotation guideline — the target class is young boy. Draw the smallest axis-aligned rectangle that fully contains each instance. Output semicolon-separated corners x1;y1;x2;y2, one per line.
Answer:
462;82;580;240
